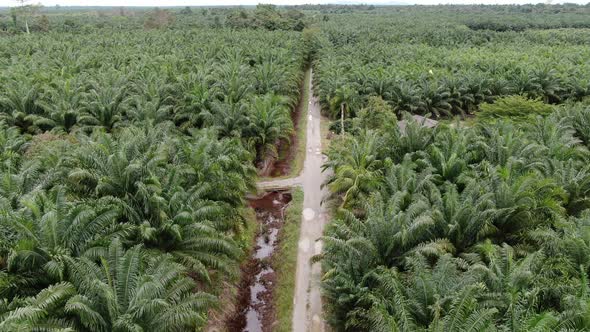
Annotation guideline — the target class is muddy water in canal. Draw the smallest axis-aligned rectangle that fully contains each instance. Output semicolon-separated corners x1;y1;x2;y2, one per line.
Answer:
227;191;292;332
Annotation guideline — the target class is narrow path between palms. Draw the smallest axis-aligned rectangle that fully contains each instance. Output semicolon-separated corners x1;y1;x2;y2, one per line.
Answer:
256;69;328;332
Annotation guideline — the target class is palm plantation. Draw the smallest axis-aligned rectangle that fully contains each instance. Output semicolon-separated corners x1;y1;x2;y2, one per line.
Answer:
3;3;590;332
0;13;306;331
320;106;590;331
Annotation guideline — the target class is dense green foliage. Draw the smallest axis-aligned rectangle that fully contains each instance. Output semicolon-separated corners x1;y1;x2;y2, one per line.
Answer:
4;3;590;331
313;5;590;119
0;28;304;161
225;4;305;31
478;95;553;121
315;4;590;332
0;4;306;34
0;14;306;330
321;102;590;331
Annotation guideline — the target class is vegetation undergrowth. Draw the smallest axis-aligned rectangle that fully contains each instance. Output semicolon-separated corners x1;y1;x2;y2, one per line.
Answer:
320;114;332;150
288;69;311;178
478;95;554;122
273;188;304;332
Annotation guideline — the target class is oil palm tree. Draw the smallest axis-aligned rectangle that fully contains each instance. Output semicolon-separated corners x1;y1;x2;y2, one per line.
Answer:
390;80;423;115
428;284;498;332
126;74;174;125
35;76;88;133
366;68;396;101
417;78;452;118
174;69;216;131
64;239;215;332
245;93;293;163
533;67;563;104
174;129;256;209
138;183;241;282
323;130;384;209
204;101;249;139
565;105;590;148
0;79;44;133
0;282;77;331
0;122;28;171
65;125;169;222
214;60;253;105
330;85;358;135
79;73;131;132
0;188;126;299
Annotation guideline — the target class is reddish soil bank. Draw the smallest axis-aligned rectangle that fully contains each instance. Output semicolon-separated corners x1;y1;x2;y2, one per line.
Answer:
261;74;307;178
268;105;301;177
226;191;292;332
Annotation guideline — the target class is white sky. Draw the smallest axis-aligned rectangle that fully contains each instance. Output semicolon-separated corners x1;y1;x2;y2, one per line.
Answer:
2;0;588;6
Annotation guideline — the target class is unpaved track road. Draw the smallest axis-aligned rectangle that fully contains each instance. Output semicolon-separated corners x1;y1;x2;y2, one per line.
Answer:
292;70;328;332
256;72;438;332
256;70;328;332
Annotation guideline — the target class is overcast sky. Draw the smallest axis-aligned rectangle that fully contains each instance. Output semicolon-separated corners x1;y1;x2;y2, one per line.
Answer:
3;0;588;7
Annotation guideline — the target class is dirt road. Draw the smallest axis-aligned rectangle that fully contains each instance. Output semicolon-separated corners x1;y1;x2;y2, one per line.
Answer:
256;69;327;332
291;70;328;332
255;71;438;332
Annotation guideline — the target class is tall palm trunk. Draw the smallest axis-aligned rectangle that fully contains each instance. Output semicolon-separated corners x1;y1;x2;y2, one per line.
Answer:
340;103;345;135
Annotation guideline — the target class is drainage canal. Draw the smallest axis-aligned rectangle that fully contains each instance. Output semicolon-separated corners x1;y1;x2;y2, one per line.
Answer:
227;190;292;332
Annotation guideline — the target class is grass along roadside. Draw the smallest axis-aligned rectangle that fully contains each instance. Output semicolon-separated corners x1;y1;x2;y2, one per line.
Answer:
260;68;311;181
289;69;311;178
272;188;304;332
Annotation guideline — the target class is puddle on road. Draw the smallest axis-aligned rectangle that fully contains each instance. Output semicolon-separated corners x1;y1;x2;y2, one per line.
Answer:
227;190;292;332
